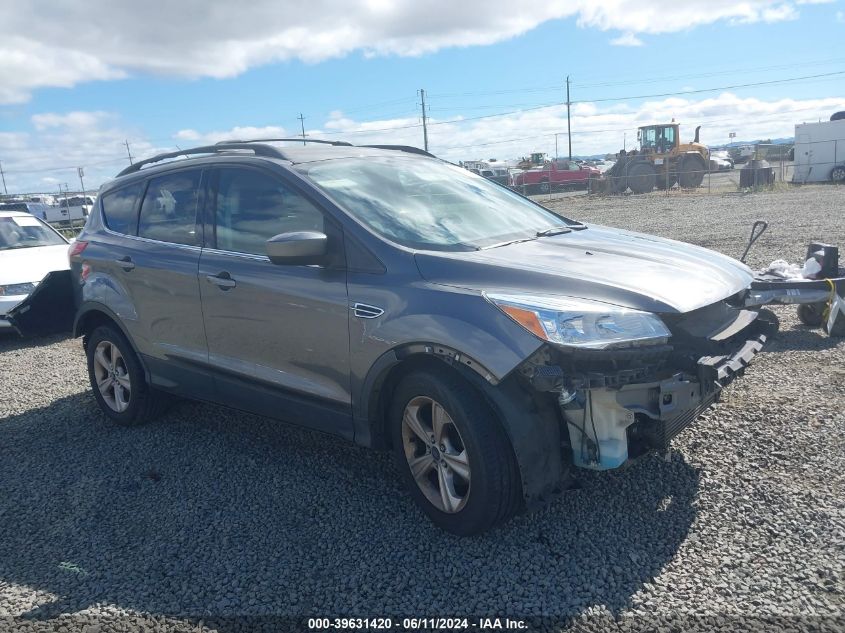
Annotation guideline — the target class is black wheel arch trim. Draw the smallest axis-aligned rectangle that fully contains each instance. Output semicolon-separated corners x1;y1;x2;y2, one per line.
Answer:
73;302;151;383
353;343;566;512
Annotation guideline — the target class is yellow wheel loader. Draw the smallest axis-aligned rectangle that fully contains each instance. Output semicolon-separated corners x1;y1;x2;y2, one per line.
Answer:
603;123;710;194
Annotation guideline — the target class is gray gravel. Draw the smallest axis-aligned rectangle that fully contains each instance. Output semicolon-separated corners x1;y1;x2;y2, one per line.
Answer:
1;184;844;632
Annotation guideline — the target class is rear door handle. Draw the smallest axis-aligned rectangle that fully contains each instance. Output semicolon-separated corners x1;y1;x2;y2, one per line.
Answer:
115;256;135;271
206;272;236;289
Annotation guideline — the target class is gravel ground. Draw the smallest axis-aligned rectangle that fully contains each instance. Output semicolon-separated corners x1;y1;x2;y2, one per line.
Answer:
1;184;843;633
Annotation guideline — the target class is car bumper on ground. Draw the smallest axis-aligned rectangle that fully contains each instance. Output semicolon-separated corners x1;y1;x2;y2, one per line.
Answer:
3;271;75;337
0;295;29;329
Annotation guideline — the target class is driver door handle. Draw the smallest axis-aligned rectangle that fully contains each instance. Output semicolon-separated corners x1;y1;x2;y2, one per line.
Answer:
206;272;236;289
115;256;135;271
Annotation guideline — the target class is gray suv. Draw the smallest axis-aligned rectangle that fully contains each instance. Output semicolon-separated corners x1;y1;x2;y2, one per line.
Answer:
70;140;775;535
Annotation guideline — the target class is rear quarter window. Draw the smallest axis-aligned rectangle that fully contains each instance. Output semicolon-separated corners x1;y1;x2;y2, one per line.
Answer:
101;182;143;235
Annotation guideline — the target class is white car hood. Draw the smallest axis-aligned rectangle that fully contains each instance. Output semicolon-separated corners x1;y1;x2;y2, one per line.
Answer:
0;244;70;285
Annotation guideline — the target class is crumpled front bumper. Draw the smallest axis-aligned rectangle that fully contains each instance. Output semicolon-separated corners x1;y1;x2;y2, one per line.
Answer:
559;312;775;470
645;327;769;451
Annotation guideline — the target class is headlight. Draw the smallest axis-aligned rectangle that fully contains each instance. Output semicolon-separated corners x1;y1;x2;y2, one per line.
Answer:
0;282;37;297
486;293;671;349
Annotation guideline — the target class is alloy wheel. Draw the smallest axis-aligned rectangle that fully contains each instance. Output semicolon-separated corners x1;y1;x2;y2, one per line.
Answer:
92;340;131;412
401;396;471;514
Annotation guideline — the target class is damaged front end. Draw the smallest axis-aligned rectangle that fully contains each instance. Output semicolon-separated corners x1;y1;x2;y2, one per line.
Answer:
509;296;777;472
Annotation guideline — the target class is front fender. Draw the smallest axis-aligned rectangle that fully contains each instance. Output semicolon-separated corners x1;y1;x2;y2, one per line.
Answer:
349;287;544;423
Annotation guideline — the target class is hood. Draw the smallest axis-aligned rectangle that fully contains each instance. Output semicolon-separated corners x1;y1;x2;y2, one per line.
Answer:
414;225;753;314
0;244;70;286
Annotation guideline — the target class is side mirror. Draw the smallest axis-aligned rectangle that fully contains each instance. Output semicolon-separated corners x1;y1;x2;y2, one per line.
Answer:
266;231;327;265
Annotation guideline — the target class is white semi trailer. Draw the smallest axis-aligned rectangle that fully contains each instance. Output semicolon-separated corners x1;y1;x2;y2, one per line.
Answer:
792;119;845;183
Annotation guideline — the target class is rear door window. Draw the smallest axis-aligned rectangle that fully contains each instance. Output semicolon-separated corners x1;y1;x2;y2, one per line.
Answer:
138;170;202;246
101;182;143;235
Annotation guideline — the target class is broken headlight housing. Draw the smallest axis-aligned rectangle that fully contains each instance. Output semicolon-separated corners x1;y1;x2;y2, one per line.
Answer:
486;293;671;350
0;282;36;297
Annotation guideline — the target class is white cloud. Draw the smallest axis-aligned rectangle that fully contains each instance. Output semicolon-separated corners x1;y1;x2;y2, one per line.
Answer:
4;94;842;193
0;0;828;103
0;112;163;194
174;125;289;144
610;32;644;46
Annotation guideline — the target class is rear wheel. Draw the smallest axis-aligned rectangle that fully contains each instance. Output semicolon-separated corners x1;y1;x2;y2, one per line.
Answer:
538;179;550;194
390;370;520;535
678;155;706;188
831;166;845;183
655;173;677;190
627;162;657;194
86;325;169;425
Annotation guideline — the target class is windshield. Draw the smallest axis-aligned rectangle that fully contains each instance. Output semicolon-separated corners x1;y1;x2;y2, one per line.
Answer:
296;157;580;250
0;216;66;250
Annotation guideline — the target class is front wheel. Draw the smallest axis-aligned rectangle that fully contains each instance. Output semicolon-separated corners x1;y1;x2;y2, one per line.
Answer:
831;166;845;183
627;163;656;194
390;370;521;535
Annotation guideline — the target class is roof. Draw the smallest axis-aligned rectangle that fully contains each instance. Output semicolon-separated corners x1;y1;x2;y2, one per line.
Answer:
0;210;33;218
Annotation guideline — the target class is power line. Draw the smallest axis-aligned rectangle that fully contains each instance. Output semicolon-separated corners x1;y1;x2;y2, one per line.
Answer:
428;56;845;99
574;70;845;104
434;104;838;152
572;57;845;89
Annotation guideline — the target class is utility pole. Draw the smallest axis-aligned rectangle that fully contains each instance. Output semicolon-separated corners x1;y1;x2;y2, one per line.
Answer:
0;161;7;195
565;75;572;160
555;133;559;160
419;89;429;152
298;113;307;146
124;140;134;165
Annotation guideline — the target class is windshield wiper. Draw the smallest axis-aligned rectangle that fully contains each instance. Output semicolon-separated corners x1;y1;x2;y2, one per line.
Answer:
481;236;538;249
535;226;572;237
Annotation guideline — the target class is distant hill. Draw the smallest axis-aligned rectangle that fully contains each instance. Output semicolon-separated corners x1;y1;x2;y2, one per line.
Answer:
721;137;794;148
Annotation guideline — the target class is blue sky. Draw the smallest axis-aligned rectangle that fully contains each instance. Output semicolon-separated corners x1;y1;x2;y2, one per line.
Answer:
1;0;843;192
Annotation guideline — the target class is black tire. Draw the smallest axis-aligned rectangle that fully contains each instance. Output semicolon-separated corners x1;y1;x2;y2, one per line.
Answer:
389;369;520;536
627;162;657;194
607;175;627;194
538;180;550;194
797;302;826;327
678;155;706;188
655;173;676;190
831;166;845;183
85;325;169;425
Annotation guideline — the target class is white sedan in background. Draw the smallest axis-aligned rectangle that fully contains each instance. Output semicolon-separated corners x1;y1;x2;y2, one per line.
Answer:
0;210;69;331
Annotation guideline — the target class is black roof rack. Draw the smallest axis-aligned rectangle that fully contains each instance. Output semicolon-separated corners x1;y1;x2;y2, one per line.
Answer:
216;137;354;147
116;139;436;178
115;142;287;177
360;144;436;158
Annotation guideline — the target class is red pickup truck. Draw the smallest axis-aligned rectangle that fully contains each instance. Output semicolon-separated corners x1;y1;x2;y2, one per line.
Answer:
512;160;601;193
